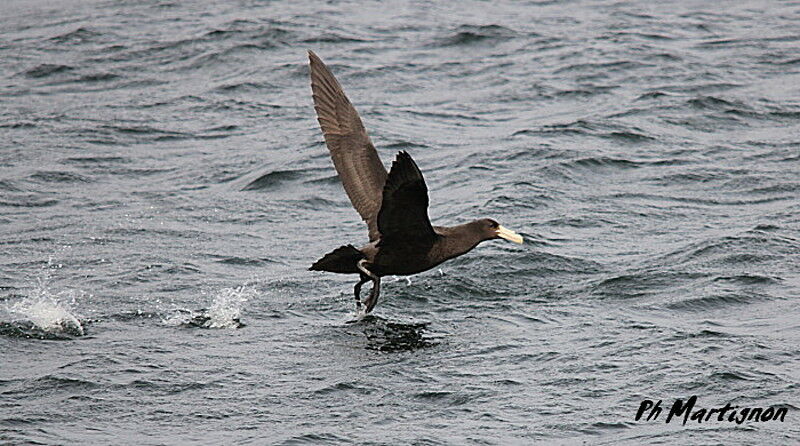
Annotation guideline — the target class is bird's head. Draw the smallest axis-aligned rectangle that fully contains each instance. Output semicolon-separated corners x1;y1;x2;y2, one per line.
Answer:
475;218;524;244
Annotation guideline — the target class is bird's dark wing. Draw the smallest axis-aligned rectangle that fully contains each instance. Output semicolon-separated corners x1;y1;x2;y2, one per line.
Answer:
308;50;387;241
376;151;437;245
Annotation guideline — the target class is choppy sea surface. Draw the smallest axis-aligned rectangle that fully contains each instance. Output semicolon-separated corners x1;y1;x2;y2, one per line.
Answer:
1;0;799;444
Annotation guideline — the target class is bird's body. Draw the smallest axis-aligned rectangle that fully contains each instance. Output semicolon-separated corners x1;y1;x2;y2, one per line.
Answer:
361;223;491;276
307;51;523;313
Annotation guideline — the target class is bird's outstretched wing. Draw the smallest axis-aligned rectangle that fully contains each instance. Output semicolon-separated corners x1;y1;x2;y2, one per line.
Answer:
308;50;387;241
377;151;437;245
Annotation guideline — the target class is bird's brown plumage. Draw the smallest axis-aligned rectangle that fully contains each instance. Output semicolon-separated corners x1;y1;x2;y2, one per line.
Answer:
307;51;524;313
308;50;387;241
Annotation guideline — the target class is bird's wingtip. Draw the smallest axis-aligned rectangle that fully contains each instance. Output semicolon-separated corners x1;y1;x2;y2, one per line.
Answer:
397;151;416;166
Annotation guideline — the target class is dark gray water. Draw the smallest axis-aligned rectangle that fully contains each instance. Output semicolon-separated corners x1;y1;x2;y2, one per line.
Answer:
1;0;799;444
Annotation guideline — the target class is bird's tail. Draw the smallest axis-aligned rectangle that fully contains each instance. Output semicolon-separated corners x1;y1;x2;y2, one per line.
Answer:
309;244;364;274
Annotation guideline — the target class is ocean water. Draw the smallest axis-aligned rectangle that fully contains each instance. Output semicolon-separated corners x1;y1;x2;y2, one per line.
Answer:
1;0;798;444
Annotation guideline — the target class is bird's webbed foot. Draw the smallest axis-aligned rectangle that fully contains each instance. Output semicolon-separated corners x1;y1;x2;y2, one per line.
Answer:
354;274;369;310
363;278;381;313
357;259;381;313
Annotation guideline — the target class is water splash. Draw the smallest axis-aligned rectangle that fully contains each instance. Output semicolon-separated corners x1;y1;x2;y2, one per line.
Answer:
205;285;251;328
390;276;414;285
163;285;253;329
4;261;85;337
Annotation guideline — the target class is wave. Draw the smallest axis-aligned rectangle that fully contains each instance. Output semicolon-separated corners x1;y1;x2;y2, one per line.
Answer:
301;32;368;44
604;191;794;207
590;271;700;300
514;120;656;143
665;292;763;311
553;60;650;74
687;95;745;110
241;168;327;191
0;197;59;208
30;171;91;184
657;234;796;267
21;63;74;78
63;156;130;165
49;27;101;44
0;179;22;191
85;124;191;143
210;255;279;266
432;24;519;47
242;169;304;191
211;81;275;93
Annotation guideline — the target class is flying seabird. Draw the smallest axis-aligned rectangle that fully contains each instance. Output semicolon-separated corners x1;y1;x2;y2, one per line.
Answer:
307;50;523;313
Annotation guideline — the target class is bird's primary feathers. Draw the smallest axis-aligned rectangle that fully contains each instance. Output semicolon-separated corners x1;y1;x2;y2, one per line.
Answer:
307;50;523;313
308;50;387;242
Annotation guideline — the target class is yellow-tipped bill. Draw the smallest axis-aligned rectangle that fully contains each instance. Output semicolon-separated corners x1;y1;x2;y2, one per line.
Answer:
496;225;524;244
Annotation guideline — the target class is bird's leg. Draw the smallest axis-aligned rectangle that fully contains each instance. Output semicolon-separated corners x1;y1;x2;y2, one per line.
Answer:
353;274;369;310
357;259;381;313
